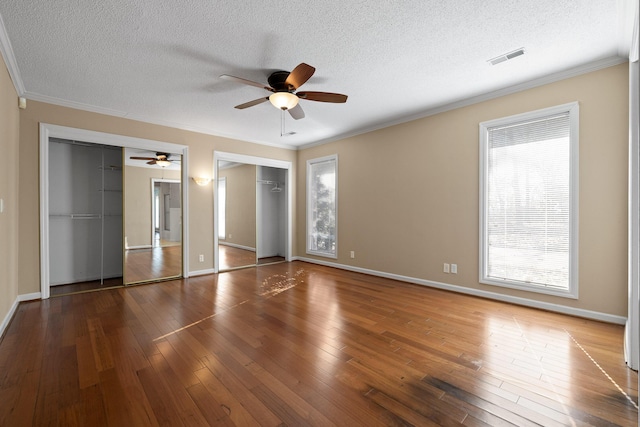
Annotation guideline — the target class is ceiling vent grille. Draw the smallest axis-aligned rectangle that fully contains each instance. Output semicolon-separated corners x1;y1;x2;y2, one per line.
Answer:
488;48;525;65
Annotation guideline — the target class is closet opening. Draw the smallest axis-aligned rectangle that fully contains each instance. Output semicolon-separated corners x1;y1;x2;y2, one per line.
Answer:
39;123;189;299
213;152;292;273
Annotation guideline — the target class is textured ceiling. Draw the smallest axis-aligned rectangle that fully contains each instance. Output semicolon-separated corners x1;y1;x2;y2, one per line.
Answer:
0;1;631;149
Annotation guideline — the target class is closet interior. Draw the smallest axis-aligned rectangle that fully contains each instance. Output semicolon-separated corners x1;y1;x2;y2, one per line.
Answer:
48;139;123;289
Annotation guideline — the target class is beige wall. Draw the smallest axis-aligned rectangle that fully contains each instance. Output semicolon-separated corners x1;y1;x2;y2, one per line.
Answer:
8;59;630;319
124;166;181;247
0;57;19;326
298;63;629;317
219;164;257;249
18;101;297;295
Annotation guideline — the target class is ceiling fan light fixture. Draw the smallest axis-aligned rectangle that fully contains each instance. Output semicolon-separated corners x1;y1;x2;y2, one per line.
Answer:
269;92;298;110
156;159;172;167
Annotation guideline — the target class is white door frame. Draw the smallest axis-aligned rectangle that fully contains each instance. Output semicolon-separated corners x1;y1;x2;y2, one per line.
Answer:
39;123;189;299
213;151;292;273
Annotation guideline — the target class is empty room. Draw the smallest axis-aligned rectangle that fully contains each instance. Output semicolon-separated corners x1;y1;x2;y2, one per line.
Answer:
0;1;638;426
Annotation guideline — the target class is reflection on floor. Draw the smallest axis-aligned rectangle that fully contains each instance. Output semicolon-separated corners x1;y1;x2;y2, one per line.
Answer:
9;261;636;425
50;245;183;296
218;244;285;271
124;245;182;284
218;245;257;270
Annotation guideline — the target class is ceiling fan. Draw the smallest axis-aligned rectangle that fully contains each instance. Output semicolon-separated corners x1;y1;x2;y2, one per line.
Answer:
129;152;179;167
220;63;348;120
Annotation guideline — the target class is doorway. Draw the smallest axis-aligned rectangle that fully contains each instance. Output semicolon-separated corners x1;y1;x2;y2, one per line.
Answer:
152;179;181;248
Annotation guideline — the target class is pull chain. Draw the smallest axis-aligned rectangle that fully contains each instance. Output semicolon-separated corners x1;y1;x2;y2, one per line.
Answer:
280;108;286;137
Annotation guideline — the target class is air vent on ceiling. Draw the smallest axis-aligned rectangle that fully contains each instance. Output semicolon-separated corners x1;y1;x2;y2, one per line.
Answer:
488;48;525;65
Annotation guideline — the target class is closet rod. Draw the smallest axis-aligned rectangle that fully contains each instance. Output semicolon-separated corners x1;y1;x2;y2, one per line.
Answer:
50;214;103;219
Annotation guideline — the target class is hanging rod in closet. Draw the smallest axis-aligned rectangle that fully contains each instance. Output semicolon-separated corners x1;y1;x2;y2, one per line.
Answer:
257;180;284;185
50;214;103;219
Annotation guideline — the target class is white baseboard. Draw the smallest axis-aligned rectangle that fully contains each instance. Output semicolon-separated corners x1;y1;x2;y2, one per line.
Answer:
127;245;153;250
0;298;19;338
0;291;41;338
189;268;216;277
19;292;41;302
294;257;627;325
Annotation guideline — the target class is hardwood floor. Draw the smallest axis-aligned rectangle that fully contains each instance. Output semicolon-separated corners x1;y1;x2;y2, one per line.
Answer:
51;245;183;295
1;261;637;426
218;245;285;271
218;245;257;270
124;245;182;284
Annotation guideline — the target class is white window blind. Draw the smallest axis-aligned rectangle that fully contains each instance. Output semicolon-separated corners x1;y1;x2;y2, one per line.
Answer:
480;103;578;297
307;155;337;258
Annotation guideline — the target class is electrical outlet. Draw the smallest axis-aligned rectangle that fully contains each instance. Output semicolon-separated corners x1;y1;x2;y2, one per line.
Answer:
350;251;355;259
451;264;458;274
228;233;232;239
444;263;450;273
199;254;204;262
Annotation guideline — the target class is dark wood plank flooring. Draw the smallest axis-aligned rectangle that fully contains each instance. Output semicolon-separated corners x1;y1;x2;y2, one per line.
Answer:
51;245;183;296
1;261;637;426
218;245;257;270
124;245;182;284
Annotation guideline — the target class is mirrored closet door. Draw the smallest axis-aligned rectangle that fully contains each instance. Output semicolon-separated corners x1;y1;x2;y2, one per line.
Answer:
123;149;182;284
217;161;257;270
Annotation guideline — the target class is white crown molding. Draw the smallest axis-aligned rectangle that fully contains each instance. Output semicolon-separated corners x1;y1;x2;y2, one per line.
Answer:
299;56;627;151
294;256;627;325
23;90;299;151
0;12;25;95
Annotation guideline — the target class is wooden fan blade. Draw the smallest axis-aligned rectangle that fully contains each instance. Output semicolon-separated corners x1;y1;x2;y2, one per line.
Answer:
146;160;157;165
297;91;348;103
235;97;270;109
288;104;305;120
285;63;315;90
220;74;273;92
130;156;156;160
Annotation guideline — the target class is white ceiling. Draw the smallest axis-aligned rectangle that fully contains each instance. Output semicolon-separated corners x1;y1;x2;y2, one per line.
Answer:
0;1;633;149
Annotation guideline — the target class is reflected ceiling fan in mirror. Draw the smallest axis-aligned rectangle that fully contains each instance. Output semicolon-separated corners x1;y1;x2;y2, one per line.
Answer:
220;63;348;121
129;152;179;167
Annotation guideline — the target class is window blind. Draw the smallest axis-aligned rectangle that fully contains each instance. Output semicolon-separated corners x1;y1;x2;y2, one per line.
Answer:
485;112;571;290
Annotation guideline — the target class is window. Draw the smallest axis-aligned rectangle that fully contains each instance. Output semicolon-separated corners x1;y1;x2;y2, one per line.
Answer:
307;155;337;258
479;102;578;298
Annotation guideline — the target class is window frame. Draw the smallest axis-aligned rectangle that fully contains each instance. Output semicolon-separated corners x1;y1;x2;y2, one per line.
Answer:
306;154;338;258
479;102;579;298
